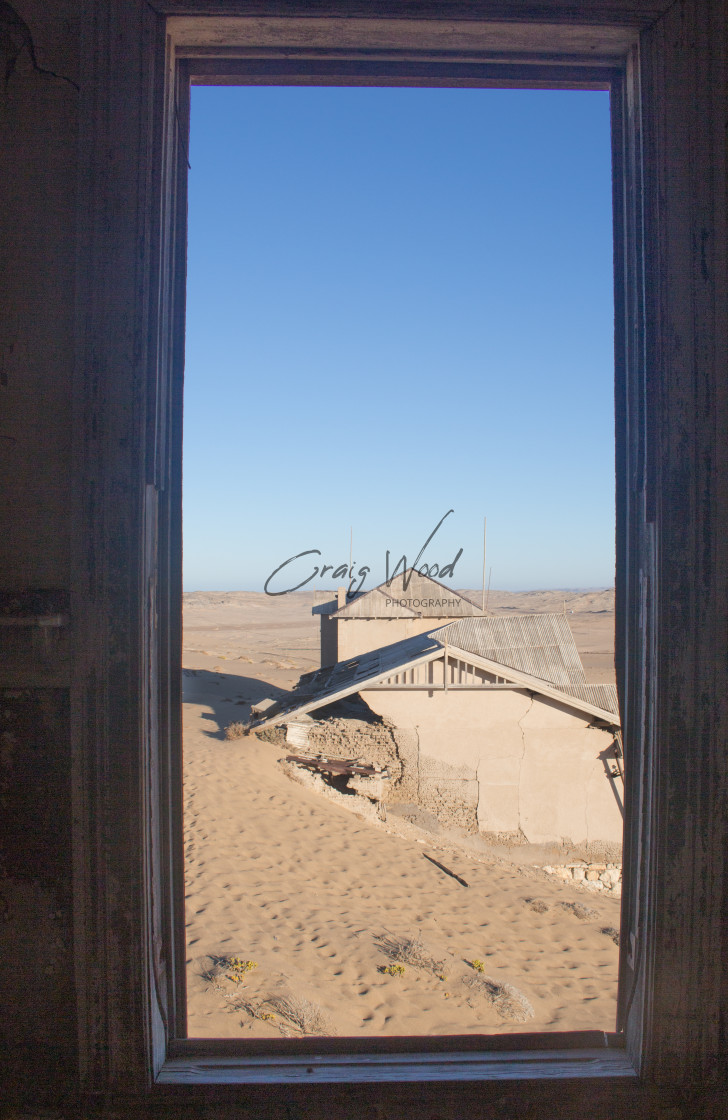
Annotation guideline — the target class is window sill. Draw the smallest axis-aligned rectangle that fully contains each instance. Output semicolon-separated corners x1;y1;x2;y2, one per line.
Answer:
160;1035;635;1085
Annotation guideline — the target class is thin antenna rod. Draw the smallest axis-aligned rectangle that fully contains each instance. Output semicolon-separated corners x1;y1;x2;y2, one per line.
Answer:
485;566;492;613
349;526;353;584
481;517;487;612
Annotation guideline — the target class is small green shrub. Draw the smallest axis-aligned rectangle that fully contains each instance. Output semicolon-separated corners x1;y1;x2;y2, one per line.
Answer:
380;963;406;977
225;957;258;983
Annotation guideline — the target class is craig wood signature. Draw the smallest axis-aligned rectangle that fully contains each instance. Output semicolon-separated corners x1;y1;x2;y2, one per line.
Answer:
264;509;463;598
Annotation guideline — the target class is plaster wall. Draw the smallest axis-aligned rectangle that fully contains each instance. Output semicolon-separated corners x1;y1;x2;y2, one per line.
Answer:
360;686;623;847
337;616;453;660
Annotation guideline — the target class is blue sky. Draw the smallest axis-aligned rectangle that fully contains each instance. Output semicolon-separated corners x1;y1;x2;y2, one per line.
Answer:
184;86;614;593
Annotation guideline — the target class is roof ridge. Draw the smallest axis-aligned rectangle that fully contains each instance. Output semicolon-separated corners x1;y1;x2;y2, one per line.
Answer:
332;568;483;618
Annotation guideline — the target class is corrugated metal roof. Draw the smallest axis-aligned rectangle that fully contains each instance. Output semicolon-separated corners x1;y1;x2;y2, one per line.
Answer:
333;569;484;619
431;615;588;688
559;683;620;718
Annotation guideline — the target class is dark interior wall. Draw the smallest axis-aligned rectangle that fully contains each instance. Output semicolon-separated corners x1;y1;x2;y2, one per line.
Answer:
0;0;80;1103
0;3;78;587
0;690;76;1093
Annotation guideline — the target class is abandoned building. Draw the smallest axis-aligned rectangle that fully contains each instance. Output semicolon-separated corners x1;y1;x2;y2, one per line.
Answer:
251;614;623;850
2;1;728;1116
313;568;485;665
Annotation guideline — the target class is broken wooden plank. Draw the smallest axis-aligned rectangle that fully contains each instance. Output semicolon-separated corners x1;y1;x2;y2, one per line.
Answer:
285;754;389;779
423;853;469;888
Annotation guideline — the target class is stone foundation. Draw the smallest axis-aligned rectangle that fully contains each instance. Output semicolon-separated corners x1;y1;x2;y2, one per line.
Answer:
541;862;622;894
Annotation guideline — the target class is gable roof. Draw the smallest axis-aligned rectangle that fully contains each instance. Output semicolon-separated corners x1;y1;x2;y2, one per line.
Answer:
247;614;620;731
331;568;484;619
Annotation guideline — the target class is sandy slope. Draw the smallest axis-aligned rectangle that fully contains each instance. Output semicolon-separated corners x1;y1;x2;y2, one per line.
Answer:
183;589;620;1039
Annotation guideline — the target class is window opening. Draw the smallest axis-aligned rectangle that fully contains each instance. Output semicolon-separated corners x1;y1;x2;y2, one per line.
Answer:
181;84;620;1041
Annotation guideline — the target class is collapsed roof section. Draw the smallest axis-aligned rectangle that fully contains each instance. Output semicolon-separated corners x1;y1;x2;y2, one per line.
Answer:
247;614;620;732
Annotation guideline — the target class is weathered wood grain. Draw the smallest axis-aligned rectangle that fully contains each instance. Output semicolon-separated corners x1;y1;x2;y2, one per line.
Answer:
159;1046;636;1084
72;0;168;1094
170;14;639;56
626;0;728;1085
159;0;674;27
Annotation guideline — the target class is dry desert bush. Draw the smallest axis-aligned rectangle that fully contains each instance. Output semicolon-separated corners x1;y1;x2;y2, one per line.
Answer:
200;959;333;1036
236;997;277;1023
374;931;447;976
198;956;225;984
557;901;598;921
224;721;246;740
601;925;620;945
462;972;535;1023
525;897;550;914
264;994;334;1035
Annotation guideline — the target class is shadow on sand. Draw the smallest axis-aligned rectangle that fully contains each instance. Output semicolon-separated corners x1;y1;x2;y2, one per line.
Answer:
182;669;293;740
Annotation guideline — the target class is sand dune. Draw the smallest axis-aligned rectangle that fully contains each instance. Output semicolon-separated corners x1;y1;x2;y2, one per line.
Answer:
183;589;620;1039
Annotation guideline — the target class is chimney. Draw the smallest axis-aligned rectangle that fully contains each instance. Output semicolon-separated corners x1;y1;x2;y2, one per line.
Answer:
337;585;347;609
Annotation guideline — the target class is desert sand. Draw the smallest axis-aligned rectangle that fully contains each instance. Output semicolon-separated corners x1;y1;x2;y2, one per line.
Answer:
183;588;620;1039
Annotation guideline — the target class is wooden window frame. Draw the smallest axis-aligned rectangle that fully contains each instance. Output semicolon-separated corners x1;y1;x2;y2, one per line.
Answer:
72;1;728;1111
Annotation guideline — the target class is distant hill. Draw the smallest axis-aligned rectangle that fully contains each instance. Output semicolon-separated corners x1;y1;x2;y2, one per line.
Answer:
458;588;615;615
183;587;615;615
